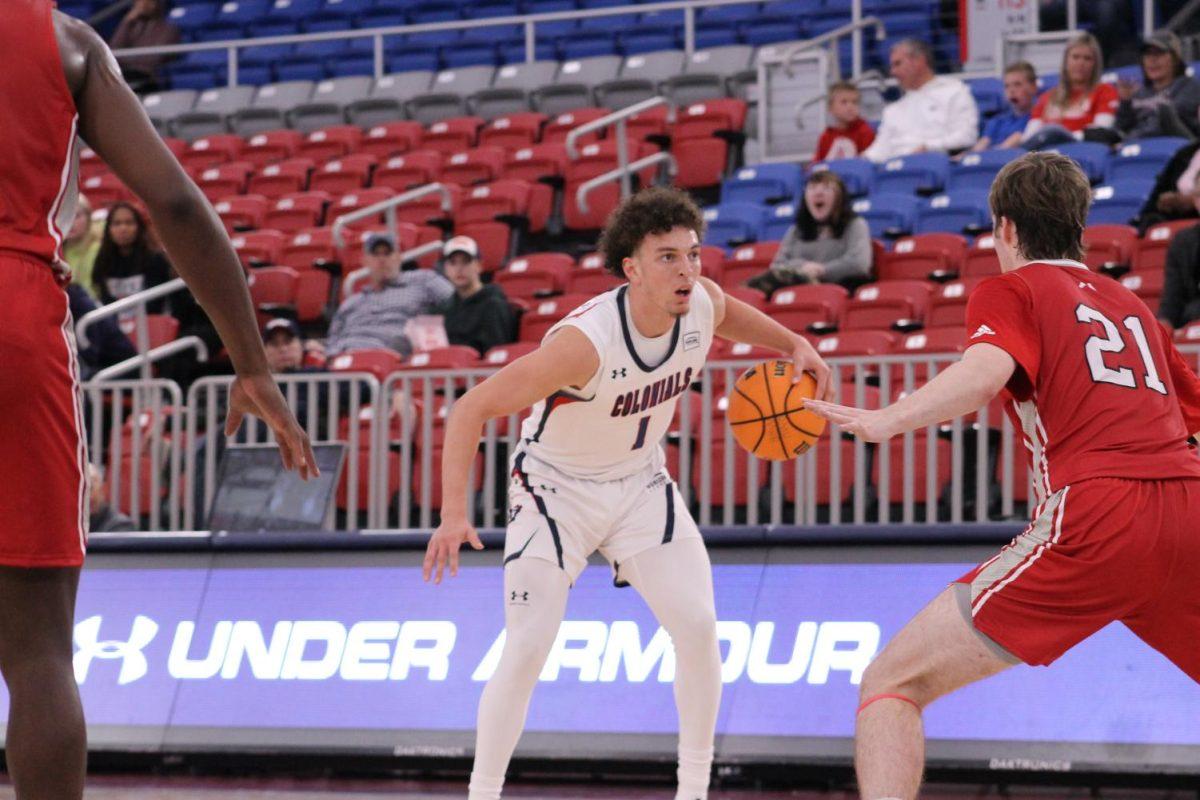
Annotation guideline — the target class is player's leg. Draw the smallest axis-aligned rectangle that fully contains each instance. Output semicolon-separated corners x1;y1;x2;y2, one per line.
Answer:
620;538;722;800
854;585;1016;800
0;567;86;800
469;557;571;800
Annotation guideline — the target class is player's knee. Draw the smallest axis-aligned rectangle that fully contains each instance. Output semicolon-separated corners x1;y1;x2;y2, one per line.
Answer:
666;606;719;655
858;659;933;710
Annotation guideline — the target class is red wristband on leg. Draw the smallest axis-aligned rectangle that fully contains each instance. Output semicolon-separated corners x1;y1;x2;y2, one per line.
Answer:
857;693;920;715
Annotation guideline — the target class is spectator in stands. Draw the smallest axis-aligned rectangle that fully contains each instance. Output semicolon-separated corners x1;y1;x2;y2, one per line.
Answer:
68;284;137;381
1115;31;1200;142
862;39;978;163
969;62;1039;152
91;201;172;311
64;194;101;296
1134;140;1200;232
109;0;180;93
1022;33;1119;148
87;464;136;534
311;232;455;359
745;170;872;296
439;236;515;356
814;81;876;162
1159;225;1200;329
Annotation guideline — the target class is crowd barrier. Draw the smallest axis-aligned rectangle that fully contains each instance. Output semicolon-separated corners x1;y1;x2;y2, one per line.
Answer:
84;346;1200;533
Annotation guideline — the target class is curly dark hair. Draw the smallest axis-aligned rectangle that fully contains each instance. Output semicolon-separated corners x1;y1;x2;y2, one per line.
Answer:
596;186;706;278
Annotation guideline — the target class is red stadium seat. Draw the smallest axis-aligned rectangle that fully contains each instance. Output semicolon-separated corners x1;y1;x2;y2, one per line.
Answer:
391;185;461;229
373;150;444;192
195;161;255;202
479;113;547;150
249;265;299;307
1120;271;1165;312
117;314;180;350
327;348;404;381
213;194;269;232
420;116;484;155
280;227;339;271
263;190;330;233
495;252;574;300
230;229;287;267
295;269;331;322
563;140;656;231
880;233;967;282
457;179;547;233
1081;224;1137;271
358;121;424;160
241;129;303;169
79;145;110;181
502;142;569;184
723;241;780;286
542;108;609;144
874;430;952;504
566;255;623;294
80;172;130;207
926;278;984;328
456;221;512;272
401;345;483;371
626;104;670;144
723;285;767;311
813;330;897;357
309;153;378;194
297;125;364;163
1133;219;1196;272
842;281;934;330
765;284;848;331
783;437;860;506
482;341;539;366
691;439;764;508
329;187;397;231
1177;320;1200;343
179;134;244;171
672;99;747;189
962;233;1000;278
441;146;507;186
699;244;725;284
246;158;315;199
894;327;966;355
518;294;591;342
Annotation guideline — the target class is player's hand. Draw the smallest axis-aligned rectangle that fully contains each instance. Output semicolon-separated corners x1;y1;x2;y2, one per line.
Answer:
791;335;833;402
225;372;319;480
423;516;484;584
802;399;896;442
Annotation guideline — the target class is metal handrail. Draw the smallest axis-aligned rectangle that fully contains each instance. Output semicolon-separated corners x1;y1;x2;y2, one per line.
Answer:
778;16;886;78
330;183;454;250
76;277;187;350
566;96;671;202
88;0;133;27
564;97;670;160
92;336;210;383
577;152;677;214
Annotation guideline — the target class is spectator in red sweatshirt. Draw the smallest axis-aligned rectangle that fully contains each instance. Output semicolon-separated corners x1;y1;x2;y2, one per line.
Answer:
813;81;876;162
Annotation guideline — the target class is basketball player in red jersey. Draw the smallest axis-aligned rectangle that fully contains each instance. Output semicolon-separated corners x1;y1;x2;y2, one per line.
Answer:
806;152;1200;800
0;2;316;797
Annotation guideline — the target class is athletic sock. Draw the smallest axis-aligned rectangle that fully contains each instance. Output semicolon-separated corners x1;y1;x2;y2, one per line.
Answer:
467;772;504;800
675;744;713;800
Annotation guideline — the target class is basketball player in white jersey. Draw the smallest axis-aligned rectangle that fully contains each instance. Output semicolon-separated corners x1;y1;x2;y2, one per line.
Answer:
424;187;832;800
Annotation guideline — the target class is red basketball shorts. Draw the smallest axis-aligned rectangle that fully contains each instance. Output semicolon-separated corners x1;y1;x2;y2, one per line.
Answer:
957;477;1200;680
0;254;88;566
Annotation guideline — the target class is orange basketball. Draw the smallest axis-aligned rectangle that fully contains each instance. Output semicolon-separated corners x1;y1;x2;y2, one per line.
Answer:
726;360;826;461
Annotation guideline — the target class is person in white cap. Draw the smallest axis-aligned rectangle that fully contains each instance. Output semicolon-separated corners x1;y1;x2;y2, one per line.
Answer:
440;236;515;356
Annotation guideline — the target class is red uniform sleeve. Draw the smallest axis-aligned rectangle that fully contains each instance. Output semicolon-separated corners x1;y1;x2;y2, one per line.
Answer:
814;128;834;162
1090;83;1119;119
1164;338;1200;436
852;119;876;153
965;276;1040;400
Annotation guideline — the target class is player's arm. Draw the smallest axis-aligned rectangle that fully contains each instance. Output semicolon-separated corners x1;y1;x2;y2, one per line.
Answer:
805;343;1016;442
423;327;600;584
699;277;833;400
58;15;316;478
1164;337;1200;438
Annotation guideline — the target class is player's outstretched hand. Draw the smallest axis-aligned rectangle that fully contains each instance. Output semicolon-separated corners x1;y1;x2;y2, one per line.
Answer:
225;373;319;480
803;399;895;443
423;518;485;584
791;336;834;401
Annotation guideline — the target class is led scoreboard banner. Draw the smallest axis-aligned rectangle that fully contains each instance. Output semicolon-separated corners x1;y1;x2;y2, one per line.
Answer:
27;540;1200;775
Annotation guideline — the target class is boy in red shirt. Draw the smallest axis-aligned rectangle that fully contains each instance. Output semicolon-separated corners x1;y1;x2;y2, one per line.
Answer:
814;81;876;162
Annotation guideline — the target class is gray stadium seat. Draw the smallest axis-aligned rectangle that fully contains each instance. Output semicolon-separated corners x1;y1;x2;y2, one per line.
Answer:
169;85;256;140
141;89;197;136
594;50;685;110
286;76;373;132
554;56;622;87
661;45;754;107
491;61;560;92
686;45;754;75
467;61;558;118
426;66;496;97
228;81;317;137
405;67;495;125
530;83;593;115
346;71;434;126
467;88;530;119
405;93;466;125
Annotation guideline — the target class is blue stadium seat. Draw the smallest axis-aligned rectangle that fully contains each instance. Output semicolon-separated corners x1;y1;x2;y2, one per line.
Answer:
328;55;376;77
470;0;521;16
577;11;640;31
408;30;462;47
813;158;874;197
276;56;330;82
966;76;1004;117
875;152;950;195
703;203;766;250
698;2;763;23
762;203;796;241
168;3;219;32
1107;137;1190;184
621;30;680;55
212;0;270;27
1088;182;1155;226
694;25;741;49
499;40;559;63
947;148;1020;192
443;42;500;68
359;9;409;28
524;0;578;36
310;0;372;23
1043;141;1110;184
559;34;620;59
915;190;991;235
721;163;804;205
742;19;805;46
165;64;220;90
255;20;302;37
387;50;442;73
853;193;921;239
264;0;323;21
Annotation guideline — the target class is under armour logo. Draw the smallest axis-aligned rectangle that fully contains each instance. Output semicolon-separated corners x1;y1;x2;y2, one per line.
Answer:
73;615;159;686
971;324;997;339
510;591;530;602
537;483;557;494
612;368;627;379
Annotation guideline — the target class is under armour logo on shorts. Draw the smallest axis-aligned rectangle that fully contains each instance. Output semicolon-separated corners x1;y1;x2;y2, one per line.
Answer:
73;615;159;685
612;368;627;379
510;590;530;603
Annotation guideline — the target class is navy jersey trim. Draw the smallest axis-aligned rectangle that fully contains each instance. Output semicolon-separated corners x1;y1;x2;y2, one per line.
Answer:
661;481;676;543
512;451;564;569
617;284;681;373
528;390;581;444
503;530;537;566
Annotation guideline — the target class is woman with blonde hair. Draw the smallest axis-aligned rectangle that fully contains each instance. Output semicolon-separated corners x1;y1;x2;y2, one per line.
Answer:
1023;32;1120;148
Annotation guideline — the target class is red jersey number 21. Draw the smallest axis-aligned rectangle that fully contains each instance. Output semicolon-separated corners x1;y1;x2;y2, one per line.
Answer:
1076;304;1168;395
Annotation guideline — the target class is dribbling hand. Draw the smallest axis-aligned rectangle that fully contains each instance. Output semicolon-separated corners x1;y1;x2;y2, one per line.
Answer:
790;336;834;402
423;518;484;584
225;373;319;479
